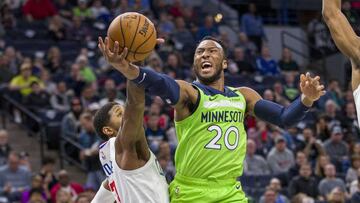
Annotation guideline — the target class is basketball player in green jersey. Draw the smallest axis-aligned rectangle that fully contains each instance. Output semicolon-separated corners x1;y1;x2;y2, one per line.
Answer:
98;36;325;202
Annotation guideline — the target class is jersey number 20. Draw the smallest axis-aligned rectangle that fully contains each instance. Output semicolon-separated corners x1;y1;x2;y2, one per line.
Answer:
205;125;239;150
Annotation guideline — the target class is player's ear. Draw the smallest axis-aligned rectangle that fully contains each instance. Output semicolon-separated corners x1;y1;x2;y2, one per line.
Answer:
102;126;113;136
222;59;228;70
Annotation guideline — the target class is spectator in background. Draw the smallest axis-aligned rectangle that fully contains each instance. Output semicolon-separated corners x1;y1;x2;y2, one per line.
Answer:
259;187;280;203
324;126;349;172
0;130;11;166
67;16;91;41
27;188;47;203
273;82;290;107
164;52;187;79
267;136;295;174
98;88;124;107
346;155;360;185
241;3;267;50
168;0;184;18
0;152;32;202
316;115;331;141
55;0;73;20
75;193;91;203
146;113;166;154
341;102;359;136
157;141;175;183
78;113;103;190
278;48;299;73
171;16;195;57
158;12;175;36
256;46;280;76
50;81;71;113
65;63;86;97
22;0;57;21
288;163;319;199
196;15;219;41
324;100;342;127
46;46;64;77
73;0;91;21
38;156;58;191
61;97;83;139
21;175;49;203
289;151;308;179
283;73;299;101
0;53;13;87
319;79;344;109
25;81;51;113
237;32;257;58
244;139;270;175
318;164;346;198
342;0;360;27
300;127;325;164
233;47;255;75
80;84;99;109
9;63;43;98
1;3;16;29
259;178;289;203
48;15;66;41
315;154;331;179
76;55;96;84
351;177;360;203
50;170;83;203
4;46;22;75
90;0;110;22
327;187;346;203
55;188;73;203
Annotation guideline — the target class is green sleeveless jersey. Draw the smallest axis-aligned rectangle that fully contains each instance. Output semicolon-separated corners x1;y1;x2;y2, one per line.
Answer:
174;84;247;180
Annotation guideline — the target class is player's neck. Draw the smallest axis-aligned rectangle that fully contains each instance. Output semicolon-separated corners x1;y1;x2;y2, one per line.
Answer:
204;79;225;92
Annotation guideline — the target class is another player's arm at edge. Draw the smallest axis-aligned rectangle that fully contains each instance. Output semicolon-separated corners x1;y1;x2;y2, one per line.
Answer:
91;180;116;203
322;0;360;90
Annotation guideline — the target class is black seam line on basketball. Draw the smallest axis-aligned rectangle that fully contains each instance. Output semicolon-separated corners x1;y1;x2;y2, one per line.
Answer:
120;15;126;54
128;16;141;59
133;25;155;61
120;15;125;47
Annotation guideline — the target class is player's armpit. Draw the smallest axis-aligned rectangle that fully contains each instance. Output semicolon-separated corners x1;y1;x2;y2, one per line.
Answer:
173;80;199;121
322;0;360;62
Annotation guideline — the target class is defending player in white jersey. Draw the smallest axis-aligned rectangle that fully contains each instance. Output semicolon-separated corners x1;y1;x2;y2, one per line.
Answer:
322;0;360;126
90;80;169;203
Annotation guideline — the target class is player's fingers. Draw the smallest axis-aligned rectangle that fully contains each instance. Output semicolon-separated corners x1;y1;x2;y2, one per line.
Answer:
320;90;326;96
156;38;165;44
317;85;325;91
119;47;128;61
306;72;311;81
98;37;105;53
113;41;120;56
104;37;113;57
313;76;320;81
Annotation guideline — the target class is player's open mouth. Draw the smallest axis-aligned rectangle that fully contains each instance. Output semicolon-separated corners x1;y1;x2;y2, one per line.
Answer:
201;62;212;70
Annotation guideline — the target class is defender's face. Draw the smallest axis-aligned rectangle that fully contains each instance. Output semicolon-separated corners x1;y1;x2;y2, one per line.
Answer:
193;40;227;84
107;105;124;137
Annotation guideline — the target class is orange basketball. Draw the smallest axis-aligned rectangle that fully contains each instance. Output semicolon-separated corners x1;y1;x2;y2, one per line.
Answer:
107;12;157;62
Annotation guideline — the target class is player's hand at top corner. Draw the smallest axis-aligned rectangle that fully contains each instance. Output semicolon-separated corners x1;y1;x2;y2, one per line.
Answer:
97;37;164;73
299;72;326;107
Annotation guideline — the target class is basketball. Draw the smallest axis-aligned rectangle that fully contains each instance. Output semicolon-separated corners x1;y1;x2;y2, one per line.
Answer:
107;12;157;62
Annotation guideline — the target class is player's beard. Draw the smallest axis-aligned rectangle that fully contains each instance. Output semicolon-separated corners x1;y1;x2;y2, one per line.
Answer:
194;62;223;85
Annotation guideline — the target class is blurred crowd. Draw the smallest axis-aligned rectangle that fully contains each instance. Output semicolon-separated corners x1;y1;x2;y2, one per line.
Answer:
0;0;360;203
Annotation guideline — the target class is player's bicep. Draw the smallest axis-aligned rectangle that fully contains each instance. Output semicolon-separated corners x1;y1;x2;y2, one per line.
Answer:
237;87;262;116
324;10;360;61
174;80;199;120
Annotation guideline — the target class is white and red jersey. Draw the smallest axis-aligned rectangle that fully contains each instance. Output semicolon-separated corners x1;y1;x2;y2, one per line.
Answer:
98;137;169;203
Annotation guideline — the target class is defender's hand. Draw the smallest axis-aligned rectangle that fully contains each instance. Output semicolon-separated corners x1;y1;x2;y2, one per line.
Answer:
300;72;326;106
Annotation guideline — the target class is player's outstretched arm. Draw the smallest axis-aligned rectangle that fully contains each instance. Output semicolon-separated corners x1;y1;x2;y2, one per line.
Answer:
116;80;147;152
322;0;360;63
240;73;325;128
98;37;198;120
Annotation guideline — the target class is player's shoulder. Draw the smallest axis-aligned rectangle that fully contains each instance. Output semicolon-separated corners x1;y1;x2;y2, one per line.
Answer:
236;86;261;99
98;137;115;150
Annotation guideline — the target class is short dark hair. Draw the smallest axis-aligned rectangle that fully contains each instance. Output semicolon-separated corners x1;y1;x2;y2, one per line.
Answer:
197;36;227;58
29;188;43;197
93;102;117;141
